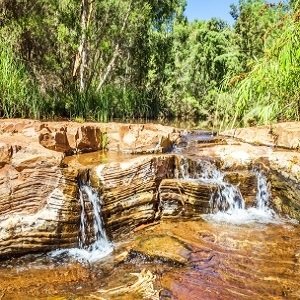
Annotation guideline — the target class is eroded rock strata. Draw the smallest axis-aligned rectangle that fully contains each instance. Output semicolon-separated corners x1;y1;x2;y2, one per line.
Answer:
0;119;181;257
1;119;300;258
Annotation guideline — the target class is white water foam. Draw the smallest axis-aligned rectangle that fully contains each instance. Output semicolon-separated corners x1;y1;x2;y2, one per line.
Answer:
177;159;245;212
176;158;283;225
203;170;283;225
203;207;281;225
51;183;113;263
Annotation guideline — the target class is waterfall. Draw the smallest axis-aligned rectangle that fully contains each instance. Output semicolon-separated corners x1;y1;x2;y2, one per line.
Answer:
176;159;245;212
78;183;113;257
204;168;280;224
50;180;113;262
211;184;245;212
255;171;270;209
175;158;280;224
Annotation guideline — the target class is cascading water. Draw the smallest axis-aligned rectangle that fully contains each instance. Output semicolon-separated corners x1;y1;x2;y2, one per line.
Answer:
204;168;280;224
176;158;280;224
51;180;113;262
77;183;113;259
255;170;270;209
176;158;245;212
211;184;245;212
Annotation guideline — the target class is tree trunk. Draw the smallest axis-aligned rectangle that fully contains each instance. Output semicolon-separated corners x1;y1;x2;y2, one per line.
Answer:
73;0;93;93
96;0;132;92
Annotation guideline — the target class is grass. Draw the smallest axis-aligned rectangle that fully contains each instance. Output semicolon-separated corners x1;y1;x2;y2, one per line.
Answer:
216;10;300;130
0;35;40;118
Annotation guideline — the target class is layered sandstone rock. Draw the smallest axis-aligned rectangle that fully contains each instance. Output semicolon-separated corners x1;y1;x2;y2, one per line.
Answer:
174;138;300;220
267;151;300;219
159;179;215;217
1;118;300;259
222;122;300;149
0;138;79;257
0;119;180;154
90;155;175;237
0;119;181;257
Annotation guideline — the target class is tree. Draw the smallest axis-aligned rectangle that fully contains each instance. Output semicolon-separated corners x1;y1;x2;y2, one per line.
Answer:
230;0;287;69
163;18;242;119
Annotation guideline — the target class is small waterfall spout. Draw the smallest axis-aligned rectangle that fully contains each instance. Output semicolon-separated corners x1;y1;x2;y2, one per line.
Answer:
204;167;280;224
255;170;270;209
175;158;280;224
77;181;113;261
211;184;245;212
176;159;245;212
50;179;113;262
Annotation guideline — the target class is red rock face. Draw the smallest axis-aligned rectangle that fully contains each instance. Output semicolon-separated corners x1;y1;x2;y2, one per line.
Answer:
0;119;181;257
222;122;300;149
1;119;300;258
0;119;180;154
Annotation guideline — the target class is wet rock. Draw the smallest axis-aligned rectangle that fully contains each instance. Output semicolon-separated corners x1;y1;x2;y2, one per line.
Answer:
271;172;300;220
2;118;300;259
224;171;257;207
0;119;182;257
130;235;191;265
159;179;216;218
0;140;80;257
0;262;91;299
90;155;175;237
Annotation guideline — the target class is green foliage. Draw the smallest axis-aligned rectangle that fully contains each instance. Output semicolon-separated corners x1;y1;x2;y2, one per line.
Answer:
0;0;299;128
0;27;40;118
231;0;286;68
164;18;242;119
63;85;154;122
226;10;300;127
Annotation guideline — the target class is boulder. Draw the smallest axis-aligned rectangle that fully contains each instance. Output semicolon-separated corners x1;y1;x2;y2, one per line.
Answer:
0;139;79;257
1;118;300;259
0;119;181;155
0;119;181;257
159;179;215;218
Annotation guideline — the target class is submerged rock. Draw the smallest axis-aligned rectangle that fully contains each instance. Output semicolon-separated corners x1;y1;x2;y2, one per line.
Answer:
130;234;191;265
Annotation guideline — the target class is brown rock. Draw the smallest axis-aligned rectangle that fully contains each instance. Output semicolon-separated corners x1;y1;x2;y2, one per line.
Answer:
221;122;300;149
131;234;191;265
224;171;257;207
0;140;79;257
159;179;216;218
90;155;175;237
2;118;300;260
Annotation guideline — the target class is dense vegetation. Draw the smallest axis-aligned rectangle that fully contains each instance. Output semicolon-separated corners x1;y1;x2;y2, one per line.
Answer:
0;0;299;127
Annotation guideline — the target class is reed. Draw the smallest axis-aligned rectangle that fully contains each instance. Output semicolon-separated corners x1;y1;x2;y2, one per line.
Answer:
218;10;300;129
64;85;154;121
0;32;41;118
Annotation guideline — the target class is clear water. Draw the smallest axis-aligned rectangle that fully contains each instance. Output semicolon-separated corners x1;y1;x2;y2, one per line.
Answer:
176;158;245;211
204;170;283;225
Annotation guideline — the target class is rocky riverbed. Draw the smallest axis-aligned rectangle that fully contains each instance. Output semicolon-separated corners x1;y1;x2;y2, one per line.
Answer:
1;119;300;299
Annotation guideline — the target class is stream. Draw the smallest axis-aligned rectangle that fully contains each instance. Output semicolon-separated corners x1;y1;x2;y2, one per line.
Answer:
1;134;300;300
1;218;299;299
